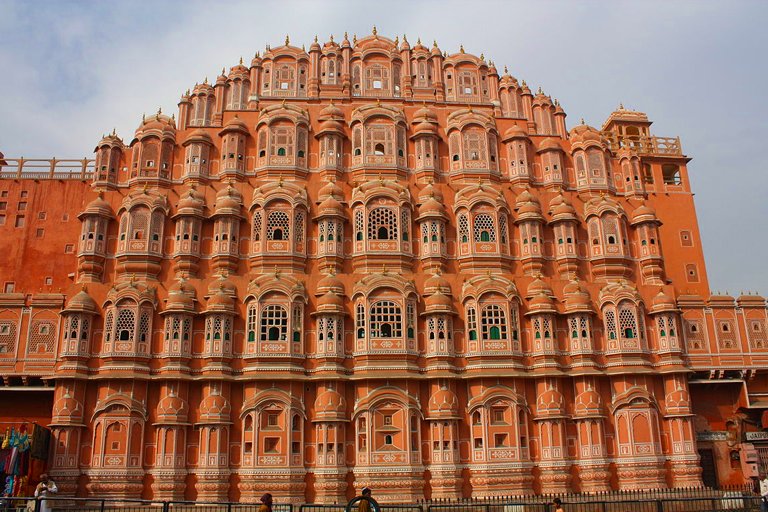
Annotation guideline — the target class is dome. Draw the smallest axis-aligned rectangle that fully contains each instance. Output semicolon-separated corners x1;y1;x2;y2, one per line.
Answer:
318;180;344;200
537;388;565;416
502;124;529;141
526;275;553;299
527;292;556;314
52;393;83;424
412;120;438;137
79;193;113;219
199;391;231;422
650;289;677;313
428;387;459;419
319;102;344;121
563;280;592;313
574;389;603;417
165;280;196;312
220;116;249;135
516;200;543;220
64;289;98;315
418;182;443;202
550;196;577;222
418;196;446;217
424;272;451;295
630;204;659;226
316;291;344;313
314;389;347;421
317;195;344;217
176;187;205;215
136;111;176;135
537;137;562;153
414;105;438;122
569;123;602;147
317;273;344;295
316;119;345;137
665;388;691;414
157;391;189;423
425;291;454;313
214;184;243;213
183;128;212;145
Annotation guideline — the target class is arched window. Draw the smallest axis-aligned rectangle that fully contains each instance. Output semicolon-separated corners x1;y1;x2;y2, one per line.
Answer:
260;305;288;342
267;211;290;241
481;305;507;341
473;213;497;242
369;300;402;338
367;207;398;241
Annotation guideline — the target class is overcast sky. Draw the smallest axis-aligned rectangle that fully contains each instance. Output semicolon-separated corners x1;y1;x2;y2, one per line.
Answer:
0;0;765;295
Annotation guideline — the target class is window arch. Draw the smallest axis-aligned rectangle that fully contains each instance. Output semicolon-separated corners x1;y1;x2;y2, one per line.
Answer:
267;211;290;241
473;213;497;242
367;207;398;241
369;300;402;338
481;305;508;341
260;304;288;342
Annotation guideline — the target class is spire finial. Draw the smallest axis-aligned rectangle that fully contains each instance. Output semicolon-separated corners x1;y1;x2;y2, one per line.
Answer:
580;118;585;125
460;44;465;53
403;34;408;43
394;35;399;46
344;31;348;40
329;33;334;43
239;56;243;65
285;34;290;46
480;53;485;60
157;107;162;115
221;67;225;76
314;34;318;43
353;33;357;44
504;65;509;74
433;39;438;48
619;102;624;109
372;25;377;36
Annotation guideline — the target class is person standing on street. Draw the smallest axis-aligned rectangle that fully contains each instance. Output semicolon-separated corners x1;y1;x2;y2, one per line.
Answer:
34;474;57;512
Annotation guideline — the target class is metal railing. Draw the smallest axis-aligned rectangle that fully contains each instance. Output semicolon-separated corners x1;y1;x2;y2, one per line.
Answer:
0;158;95;180
1;487;760;512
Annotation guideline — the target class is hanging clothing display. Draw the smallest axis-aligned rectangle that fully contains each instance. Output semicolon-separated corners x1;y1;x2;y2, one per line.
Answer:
0;423;51;498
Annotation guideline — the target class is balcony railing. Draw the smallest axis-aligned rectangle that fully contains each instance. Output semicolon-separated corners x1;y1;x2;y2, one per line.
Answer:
600;133;684;156
0;158;95;180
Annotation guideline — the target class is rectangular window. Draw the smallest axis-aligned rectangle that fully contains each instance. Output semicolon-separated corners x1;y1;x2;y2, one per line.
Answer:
38;211;46;220
3;282;14;293
64;244;74;253
267;413;279;427
264;438;279;453
20;191;28;198
0;202;6;210
0;215;5;226
15;215;24;228
35;228;44;238
18;202;27;211
62;213;69;222
383;415;392;426
44;277;52;285
494;433;508;447
0;191;7;198
493;408;505;424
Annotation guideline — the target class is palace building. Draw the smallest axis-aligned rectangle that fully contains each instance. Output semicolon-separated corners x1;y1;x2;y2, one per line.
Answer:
0;29;766;502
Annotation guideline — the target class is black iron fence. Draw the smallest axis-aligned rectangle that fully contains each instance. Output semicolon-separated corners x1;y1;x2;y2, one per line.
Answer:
0;487;762;512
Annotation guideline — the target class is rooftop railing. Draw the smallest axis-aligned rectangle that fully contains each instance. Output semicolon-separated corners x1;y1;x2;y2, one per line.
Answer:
0;158;95;180
600;133;684;156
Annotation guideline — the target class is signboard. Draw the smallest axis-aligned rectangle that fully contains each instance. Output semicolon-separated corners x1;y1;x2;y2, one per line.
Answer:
697;431;728;441
746;432;768;442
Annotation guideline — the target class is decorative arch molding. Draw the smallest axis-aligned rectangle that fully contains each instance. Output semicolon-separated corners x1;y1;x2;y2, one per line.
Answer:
466;385;528;413
352;272;417;300
240;388;307;419
245;273;307;303
350;103;407;126
454;183;510;213
460;274;519;304
352;385;422;419
256;103;310;129
250;180;309;210
446;108;497;134
610;386;659;414
91;393;148;422
350;178;412;208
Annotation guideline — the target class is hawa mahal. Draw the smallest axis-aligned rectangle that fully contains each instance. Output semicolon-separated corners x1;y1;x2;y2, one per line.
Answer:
0;29;766;503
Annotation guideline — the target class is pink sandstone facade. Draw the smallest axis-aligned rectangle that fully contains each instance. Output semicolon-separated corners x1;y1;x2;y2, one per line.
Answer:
0;30;766;502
